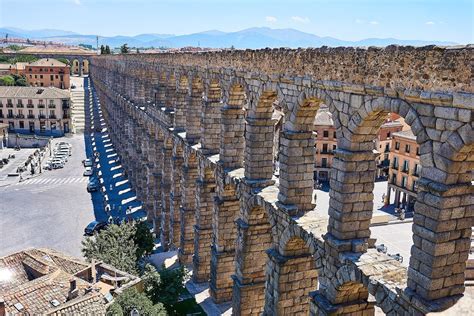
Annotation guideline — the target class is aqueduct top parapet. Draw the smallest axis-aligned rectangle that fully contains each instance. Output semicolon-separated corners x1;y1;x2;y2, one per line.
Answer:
97;45;473;93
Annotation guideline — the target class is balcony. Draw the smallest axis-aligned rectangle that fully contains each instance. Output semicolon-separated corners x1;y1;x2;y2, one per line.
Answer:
49;115;57;119
391;163;399;170
63;114;71;119
27;104;34;108
27;114;35;119
16;114;25;119
17;104;24;108
38;104;45;109
7;114;14;119
320;150;334;155
48;104;56;109
6;103;13;108
38;115;46;119
401;167;409;174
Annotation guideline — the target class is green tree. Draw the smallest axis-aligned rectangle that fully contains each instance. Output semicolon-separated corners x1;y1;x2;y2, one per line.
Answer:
56;57;70;65
134;221;154;259
155;266;188;309
100;45;105;54
82;223;139;274
105;45;111;54
107;288;167;316
120;43;130;54
0;75;15;86
15;77;28;86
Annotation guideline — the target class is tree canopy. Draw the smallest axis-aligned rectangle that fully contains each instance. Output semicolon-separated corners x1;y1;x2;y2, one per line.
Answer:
106;288;166;316
120;44;130;54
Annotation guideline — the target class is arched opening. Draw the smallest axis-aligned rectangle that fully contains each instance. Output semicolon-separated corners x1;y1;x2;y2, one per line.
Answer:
82;59;89;75
174;74;188;132
71;59;80;75
265;236;318;315
159;136;174;250
232;204;273;315
277;94;321;215
193;165;216;282
170;140;184;249
179;149;199;265
200;78;222;155
325;94;473;312
186;76;203;144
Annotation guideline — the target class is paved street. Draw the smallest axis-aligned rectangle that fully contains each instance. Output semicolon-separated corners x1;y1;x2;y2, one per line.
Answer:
0;77;146;258
0;134;94;258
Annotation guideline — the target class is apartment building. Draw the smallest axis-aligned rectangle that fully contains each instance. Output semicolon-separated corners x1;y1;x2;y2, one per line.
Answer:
386;130;421;211
0;86;71;136
24;58;70;89
313;106;405;182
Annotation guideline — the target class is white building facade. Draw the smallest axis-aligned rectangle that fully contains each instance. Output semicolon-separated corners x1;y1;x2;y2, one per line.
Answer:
0;86;71;136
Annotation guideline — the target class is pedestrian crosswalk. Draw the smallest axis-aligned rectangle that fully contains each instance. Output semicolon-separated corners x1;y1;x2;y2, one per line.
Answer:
13;177;88;186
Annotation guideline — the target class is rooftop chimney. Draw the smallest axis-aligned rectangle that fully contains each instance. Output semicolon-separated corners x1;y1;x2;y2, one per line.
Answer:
67;278;79;301
0;298;5;316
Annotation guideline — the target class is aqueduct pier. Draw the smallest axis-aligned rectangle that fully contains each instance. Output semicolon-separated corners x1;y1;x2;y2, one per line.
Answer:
89;46;473;315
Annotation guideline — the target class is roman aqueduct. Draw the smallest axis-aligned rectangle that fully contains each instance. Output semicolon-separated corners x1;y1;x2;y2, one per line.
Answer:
89;46;473;315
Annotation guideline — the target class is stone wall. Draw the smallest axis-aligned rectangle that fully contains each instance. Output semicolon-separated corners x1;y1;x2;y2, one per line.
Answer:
89;46;473;315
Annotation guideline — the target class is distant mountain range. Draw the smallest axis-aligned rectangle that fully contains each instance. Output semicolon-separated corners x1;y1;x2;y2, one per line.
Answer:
0;27;457;49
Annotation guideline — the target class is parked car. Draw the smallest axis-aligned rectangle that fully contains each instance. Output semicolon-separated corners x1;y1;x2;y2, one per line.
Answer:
84;220;108;235
83;167;94;176
87;179;100;192
83;158;93;167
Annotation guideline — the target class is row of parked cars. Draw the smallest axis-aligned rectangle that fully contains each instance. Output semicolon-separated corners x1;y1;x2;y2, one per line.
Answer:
44;142;72;170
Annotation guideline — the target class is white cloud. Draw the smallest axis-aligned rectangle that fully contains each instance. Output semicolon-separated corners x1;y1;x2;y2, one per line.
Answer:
265;16;277;23
426;21;435;25
291;16;310;24
355;19;365;24
73;0;81;5
369;21;379;25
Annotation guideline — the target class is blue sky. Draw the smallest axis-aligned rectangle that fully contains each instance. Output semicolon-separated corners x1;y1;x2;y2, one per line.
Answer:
1;0;472;43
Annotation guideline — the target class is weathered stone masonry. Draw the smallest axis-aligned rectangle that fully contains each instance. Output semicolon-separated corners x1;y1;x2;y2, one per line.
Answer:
91;46;473;315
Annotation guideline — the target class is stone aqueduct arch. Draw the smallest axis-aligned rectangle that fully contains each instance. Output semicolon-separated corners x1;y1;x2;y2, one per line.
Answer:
90;46;473;315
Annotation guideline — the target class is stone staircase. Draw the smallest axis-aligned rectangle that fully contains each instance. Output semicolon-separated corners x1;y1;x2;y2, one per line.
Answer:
70;85;85;133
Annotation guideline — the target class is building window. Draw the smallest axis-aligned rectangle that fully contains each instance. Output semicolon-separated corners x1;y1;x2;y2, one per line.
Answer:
49;110;56;119
391;173;397;184
384;143;390;152
40;82;43;86
40;75;43;79
387;131;391;138
405;144;411;153
321;158;328;168
416;147;420;156
50;68;53;72
392;157;399;169
322;143;329;153
333;144;336;151
401;176;407;188
19;121;24;129
8;121;14;130
333;131;336;138
51;122;56;130
55;75;58;79
395;142;400;150
413;164;421;177
323;130;329;138
40;121;46;132
50;75;54;81
29;121;35;132
402;160;409;173
7;109;13;118
30;75;32;78
35;75;37;79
